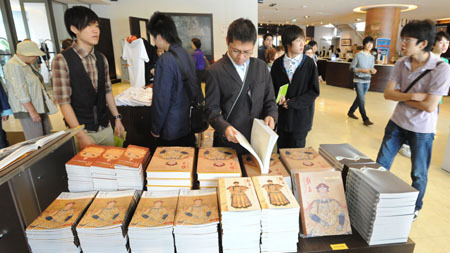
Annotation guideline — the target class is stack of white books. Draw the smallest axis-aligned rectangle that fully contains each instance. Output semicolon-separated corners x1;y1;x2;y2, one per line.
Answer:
196;147;241;189
128;190;179;253
346;168;419;245
25;191;96;253
252;176;300;252
173;189;220;253
66;145;107;192
90;147;126;191
146;147;195;191
218;177;261;253
115;87;152;106
115;145;151;190
76;190;138;252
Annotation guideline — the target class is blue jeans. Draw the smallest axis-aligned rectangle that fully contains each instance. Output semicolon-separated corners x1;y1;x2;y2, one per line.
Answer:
349;82;370;121
376;120;435;211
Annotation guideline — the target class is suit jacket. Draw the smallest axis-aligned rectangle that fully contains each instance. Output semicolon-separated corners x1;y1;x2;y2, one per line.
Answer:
205;54;278;150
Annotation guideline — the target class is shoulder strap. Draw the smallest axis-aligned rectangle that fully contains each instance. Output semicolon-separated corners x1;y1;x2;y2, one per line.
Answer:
225;59;251;121
404;61;444;93
168;49;195;103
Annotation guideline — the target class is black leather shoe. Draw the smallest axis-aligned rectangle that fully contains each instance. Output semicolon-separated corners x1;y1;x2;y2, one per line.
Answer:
363;119;374;126
347;112;358;119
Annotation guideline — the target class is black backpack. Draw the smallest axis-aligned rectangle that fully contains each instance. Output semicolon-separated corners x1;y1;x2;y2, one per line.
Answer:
168;49;209;133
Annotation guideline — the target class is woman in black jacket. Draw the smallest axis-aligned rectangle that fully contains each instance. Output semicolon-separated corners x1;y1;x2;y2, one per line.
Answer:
270;25;319;148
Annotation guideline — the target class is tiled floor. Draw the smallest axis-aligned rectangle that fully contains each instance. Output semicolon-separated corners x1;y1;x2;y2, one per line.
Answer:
3;82;449;252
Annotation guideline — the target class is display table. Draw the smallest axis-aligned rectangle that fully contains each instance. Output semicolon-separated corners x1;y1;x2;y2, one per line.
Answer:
0;128;80;253
321;60;394;93
298;229;415;253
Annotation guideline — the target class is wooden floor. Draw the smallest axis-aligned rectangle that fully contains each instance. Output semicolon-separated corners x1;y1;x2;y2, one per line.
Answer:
3;82;449;252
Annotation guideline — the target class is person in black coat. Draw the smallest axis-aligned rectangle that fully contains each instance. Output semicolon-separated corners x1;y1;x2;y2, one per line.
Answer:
270;25;319;148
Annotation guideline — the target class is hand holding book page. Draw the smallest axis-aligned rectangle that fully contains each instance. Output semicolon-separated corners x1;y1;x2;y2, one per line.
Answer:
235;119;278;174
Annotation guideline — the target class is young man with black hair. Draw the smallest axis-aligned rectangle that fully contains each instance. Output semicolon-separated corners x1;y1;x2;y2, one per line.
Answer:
432;31;450;63
205;18;278;154
347;36;377;126
258;33;274;61
376;20;450;220
307;40;318;63
270;25;319;148
148;12;197;147
52;6;125;149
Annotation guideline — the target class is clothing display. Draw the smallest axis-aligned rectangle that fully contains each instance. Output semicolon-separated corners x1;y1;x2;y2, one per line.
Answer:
122;38;149;87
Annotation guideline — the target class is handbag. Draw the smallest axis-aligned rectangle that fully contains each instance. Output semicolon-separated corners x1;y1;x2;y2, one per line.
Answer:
42;89;58;115
168;49;209;133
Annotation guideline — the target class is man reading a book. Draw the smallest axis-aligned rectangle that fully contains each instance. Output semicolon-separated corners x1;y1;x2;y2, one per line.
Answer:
205;18;278;154
270;25;319;148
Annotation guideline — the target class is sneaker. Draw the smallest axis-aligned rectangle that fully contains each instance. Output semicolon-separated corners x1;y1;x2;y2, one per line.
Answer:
348;112;358;119
363;119;374;126
413;210;419;221
399;144;411;158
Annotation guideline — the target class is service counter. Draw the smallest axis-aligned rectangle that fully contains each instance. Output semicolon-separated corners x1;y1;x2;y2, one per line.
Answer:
318;59;394;93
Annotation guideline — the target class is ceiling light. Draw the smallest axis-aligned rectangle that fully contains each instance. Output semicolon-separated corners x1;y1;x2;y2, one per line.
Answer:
302;5;307;8
291;18;297;22
304;15;310;18
355;18;362;21
353;4;417;13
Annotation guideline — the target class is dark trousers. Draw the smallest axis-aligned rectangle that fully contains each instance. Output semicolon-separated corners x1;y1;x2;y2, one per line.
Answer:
157;132;196;147
277;130;308;149
196;69;206;83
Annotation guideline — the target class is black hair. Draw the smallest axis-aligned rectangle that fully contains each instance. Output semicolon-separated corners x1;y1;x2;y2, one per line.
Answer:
435;31;450;44
308;40;317;47
227;18;257;44
281;25;304;52
192;38;201;49
400;19;435;52
64;6;99;39
263;33;273;41
303;44;313;54
148;12;181;45
362;36;374;46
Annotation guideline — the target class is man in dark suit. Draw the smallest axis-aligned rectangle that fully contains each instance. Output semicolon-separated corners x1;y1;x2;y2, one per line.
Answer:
205;18;278;153
258;33;274;61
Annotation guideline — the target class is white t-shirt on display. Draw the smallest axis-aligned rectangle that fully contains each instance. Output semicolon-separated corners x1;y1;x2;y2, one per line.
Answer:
122;38;149;87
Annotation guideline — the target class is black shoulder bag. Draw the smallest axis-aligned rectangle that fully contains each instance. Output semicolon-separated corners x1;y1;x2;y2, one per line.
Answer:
168;49;209;133
403;61;443;93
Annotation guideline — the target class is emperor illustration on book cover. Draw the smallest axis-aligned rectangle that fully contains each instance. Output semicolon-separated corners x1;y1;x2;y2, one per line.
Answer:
130;197;177;227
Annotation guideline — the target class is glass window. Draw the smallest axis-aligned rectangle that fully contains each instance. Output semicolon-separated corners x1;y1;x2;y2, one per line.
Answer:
9;0;27;41
0;9;12;81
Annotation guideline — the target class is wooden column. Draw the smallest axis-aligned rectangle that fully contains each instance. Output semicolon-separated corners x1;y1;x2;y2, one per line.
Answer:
365;7;401;63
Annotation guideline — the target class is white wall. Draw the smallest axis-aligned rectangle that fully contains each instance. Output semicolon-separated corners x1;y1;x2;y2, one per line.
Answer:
314;26;336;52
339;28;363;53
87;0;257;78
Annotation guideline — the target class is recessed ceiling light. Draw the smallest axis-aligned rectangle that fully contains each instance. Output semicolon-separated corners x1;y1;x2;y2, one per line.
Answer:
304;15;310;18
292;18;297;22
302;5;307;8
355;18;362;21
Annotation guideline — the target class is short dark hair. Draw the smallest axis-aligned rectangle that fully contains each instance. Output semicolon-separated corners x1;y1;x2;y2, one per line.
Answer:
148;12;181;45
303;44;313;54
192;38;201;49
362;36;374;46
281;25;305;51
263;33;273;41
227;18;257;44
435;31;450;45
61;38;74;50
400;19;435;52
308;40;317;47
64;6;99;39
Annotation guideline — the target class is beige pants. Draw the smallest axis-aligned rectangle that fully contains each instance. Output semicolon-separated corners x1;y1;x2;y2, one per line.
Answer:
75;124;114;151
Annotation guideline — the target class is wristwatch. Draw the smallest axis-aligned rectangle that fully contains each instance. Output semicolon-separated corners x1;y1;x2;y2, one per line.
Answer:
113;114;122;120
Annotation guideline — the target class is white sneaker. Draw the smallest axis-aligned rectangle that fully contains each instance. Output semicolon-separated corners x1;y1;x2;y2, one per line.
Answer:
413;210;419;221
399;144;411;158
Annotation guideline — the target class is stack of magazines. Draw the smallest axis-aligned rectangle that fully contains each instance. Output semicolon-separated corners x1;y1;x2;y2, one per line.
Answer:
253;176;299;252
128;190;179;253
25;191;96;253
115;145;150;190
76;190;138;252
318;143;374;170
115;87;152;106
218;177;261;252
90;147;125;191
346;168;418;245
173;189;220;253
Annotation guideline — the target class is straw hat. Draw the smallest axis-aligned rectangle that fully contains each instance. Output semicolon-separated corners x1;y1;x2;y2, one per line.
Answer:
16;41;45;57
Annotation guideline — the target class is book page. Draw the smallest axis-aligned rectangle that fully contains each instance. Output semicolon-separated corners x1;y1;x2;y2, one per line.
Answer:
235;131;263;172
250;119;278;174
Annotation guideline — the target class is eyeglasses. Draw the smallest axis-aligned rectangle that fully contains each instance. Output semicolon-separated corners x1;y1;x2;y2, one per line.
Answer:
229;46;253;56
400;38;417;44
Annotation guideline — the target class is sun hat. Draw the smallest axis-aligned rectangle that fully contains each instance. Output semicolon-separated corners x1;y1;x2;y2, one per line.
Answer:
16;41;45;57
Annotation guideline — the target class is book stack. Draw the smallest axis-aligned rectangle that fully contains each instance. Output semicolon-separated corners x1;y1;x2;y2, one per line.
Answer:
90;147;126;191
218;177;261;252
128;190;179;253
346;168;418;245
115;145;151;190
197;147;241;189
318;143;373;170
76;190;138;252
66;145;107;192
243;154;292;190
252;176;300;252
25;191;96;253
146;147;195;191
173;189;220;253
295;170;352;237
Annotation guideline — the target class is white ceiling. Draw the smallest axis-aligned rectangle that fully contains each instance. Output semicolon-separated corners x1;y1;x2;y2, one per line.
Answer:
55;0;109;4
258;0;450;26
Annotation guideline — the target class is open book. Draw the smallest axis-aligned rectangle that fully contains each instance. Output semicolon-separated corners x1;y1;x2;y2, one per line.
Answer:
0;130;67;170
235;118;278;174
